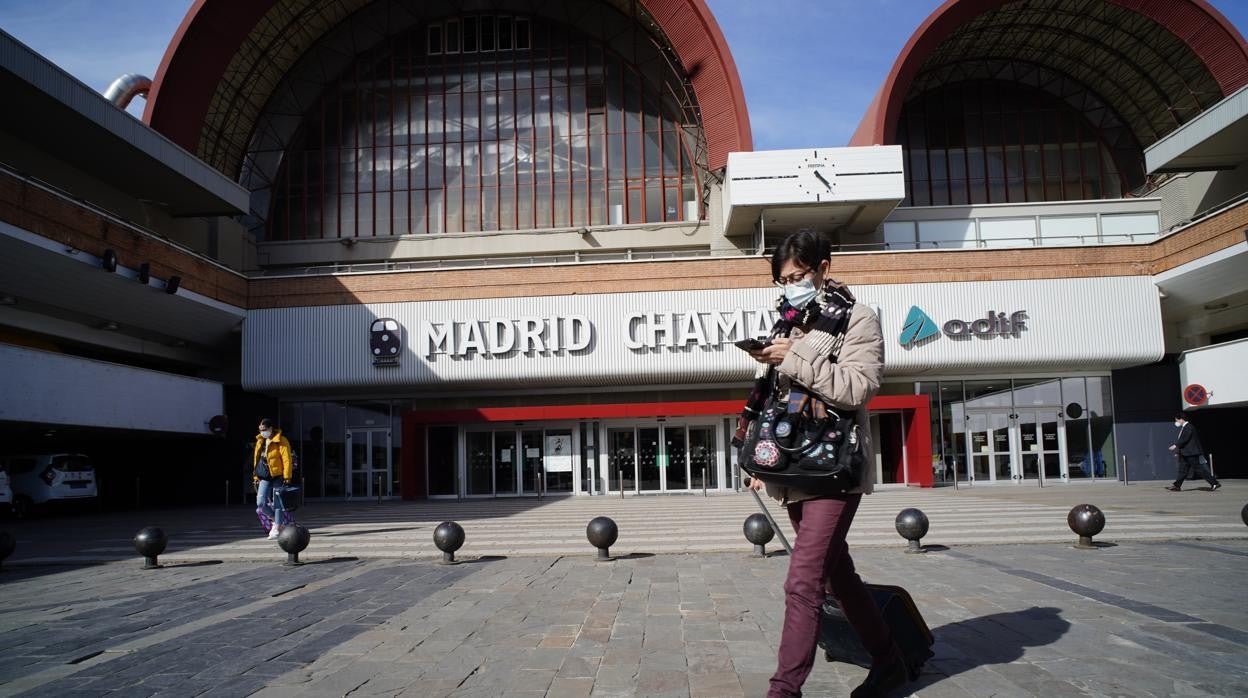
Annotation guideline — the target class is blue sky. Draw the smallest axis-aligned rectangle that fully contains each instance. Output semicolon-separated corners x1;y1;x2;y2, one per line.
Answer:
2;0;1246;148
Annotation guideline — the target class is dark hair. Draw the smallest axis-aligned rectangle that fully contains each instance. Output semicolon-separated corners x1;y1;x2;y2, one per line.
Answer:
1174;413;1186;421
771;229;831;282
259;418;274;429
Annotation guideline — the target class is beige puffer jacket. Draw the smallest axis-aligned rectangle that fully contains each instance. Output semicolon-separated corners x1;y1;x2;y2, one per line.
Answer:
763;303;885;504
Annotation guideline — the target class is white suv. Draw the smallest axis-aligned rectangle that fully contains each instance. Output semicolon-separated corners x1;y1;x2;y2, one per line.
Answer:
6;453;98;518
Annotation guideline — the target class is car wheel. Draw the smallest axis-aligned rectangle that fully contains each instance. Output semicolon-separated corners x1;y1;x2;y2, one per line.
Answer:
12;495;31;520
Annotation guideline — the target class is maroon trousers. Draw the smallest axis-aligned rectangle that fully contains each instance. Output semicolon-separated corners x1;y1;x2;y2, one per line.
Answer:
768;494;893;697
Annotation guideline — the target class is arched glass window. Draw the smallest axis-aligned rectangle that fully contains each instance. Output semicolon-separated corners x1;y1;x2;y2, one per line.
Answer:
268;14;700;240
899;81;1130;207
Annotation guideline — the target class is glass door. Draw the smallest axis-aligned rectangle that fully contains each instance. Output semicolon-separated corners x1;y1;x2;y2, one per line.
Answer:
637;427;661;491
607;427;636;494
521;430;543;494
544;429;575;493
466;431;494;496
967;411;1012;483
663;425;688;490
495;431;518;495
1016;410;1065;484
688;426;718;491
346;429;392;497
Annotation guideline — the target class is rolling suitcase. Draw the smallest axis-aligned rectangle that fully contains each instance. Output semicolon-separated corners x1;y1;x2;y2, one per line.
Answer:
818;584;934;680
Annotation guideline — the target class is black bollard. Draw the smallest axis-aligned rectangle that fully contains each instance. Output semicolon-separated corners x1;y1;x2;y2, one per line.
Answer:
1240;502;1246;528
132;526;168;569
586;516;618;561
895;508;929;554
278;524;311;566
0;530;14;571
433;521;465;565
743;513;774;557
1068;504;1105;549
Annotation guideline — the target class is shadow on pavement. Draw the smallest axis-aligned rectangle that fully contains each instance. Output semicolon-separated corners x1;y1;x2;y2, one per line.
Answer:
0;496;571;578
914;606;1069;688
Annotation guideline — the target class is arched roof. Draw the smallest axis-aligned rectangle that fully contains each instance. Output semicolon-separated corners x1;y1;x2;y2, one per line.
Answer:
850;0;1248;149
144;0;751;175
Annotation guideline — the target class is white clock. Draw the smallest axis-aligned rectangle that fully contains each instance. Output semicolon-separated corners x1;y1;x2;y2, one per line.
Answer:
796;152;836;201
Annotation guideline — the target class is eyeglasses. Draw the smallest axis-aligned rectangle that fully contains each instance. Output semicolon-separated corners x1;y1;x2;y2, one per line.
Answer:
774;269;813;286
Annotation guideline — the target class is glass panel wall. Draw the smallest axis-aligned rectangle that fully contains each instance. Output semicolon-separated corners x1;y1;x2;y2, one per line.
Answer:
267;13;702;240
898;79;1133;207
302;403;325;497
427;425;458;495
1086;377;1116;478
1062;378;1093;479
929;377;1116;485
324;403;346;496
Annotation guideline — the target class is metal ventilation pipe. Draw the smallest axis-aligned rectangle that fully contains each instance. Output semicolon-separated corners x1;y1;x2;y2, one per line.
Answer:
104;73;152;110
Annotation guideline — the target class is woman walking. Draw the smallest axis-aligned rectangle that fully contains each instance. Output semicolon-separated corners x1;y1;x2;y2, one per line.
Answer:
744;229;906;697
253;418;295;540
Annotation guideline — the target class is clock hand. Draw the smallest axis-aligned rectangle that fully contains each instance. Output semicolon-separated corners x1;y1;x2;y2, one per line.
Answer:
813;169;832;190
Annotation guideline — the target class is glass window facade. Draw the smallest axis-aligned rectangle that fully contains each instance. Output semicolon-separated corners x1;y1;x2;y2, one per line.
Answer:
909;376;1117;484
899;81;1127;207
267;14;700;240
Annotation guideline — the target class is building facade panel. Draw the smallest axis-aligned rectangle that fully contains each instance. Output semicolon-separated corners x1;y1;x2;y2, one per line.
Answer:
243;276;1163;393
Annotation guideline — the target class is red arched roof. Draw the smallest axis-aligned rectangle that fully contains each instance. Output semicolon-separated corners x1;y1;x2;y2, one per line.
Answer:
849;0;1248;146
144;0;751;172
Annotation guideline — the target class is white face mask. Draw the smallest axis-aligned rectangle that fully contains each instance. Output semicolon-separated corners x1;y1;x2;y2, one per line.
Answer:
260;429;273;439
783;277;819;308
1174;421;1182;428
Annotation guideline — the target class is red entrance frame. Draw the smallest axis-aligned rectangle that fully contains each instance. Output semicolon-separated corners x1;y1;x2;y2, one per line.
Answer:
400;396;931;499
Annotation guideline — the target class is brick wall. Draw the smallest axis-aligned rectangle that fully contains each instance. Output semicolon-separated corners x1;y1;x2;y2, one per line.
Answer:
0;171;249;308
4;167;1243;311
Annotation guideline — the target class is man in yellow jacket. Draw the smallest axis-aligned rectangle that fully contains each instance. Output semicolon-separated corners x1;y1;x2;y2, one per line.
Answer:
253;417;294;540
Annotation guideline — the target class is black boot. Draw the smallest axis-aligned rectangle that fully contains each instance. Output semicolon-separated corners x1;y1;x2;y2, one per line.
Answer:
850;645;909;698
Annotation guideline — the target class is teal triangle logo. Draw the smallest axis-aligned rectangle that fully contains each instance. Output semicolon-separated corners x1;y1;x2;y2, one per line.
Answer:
899;306;940;346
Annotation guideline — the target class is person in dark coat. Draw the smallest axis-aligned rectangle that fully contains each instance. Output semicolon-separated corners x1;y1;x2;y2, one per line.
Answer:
1166;414;1219;491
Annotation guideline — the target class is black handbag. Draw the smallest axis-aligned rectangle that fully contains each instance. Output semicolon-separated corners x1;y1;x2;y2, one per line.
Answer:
739;387;864;494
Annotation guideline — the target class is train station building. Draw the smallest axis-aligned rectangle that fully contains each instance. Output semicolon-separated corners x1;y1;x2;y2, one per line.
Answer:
1;0;1246;504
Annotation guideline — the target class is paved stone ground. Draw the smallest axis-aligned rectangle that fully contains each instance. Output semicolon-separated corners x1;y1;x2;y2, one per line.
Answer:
1;538;1245;697
3;481;1244;565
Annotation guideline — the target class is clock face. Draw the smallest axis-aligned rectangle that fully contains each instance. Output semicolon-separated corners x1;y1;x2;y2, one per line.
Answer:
796;152;835;201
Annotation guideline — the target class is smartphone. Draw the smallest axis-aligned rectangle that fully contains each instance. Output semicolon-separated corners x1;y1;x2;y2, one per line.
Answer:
734;338;771;352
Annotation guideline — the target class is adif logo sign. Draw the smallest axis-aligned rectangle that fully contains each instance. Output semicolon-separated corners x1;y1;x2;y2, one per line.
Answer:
899;306;1028;347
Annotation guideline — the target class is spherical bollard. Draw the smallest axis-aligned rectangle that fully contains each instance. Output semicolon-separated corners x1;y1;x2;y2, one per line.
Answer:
1068;504;1105;549
1241;502;1247;528
743;514;774;557
277;524;311;566
433;521;465;565
895;508;929;554
586;516;618;561
132;526;168;569
0;530;14;572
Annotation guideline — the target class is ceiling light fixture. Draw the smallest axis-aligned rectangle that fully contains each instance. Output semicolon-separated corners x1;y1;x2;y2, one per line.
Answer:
1203;302;1229;311
0;295;15;306
102;321;119;331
